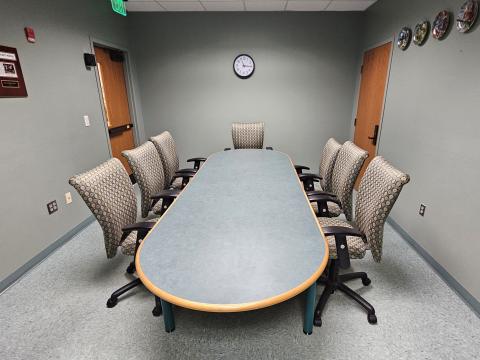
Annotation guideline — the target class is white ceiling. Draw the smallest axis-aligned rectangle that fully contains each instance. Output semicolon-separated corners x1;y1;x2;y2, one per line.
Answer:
125;0;378;12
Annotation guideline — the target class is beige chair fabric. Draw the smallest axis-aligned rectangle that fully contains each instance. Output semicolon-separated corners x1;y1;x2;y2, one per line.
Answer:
69;158;138;258
122;142;166;218
232;122;265;149
319;156;410;262
355;156;410;262
318;217;368;259
330;141;369;221
150;131;181;189
318;138;342;192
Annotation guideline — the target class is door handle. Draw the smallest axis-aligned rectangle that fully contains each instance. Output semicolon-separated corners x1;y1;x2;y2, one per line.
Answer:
109;123;133;136
368;125;379;146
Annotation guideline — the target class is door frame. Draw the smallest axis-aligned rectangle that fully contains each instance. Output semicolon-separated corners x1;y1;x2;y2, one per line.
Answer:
350;36;395;156
89;37;141;157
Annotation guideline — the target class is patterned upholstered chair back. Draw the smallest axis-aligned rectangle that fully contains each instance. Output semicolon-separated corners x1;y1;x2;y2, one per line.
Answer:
232;122;265;149
318;138;342;192
122;142;165;218
69;158;137;259
150;131;179;186
331;141;368;221
355;156;410;262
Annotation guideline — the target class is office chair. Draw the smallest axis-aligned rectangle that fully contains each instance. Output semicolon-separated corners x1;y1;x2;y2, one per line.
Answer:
231;122;265;149
122;142;180;219
308;141;368;221
313;156;410;326
150;131;206;189
296;138;342;192
69;158;174;312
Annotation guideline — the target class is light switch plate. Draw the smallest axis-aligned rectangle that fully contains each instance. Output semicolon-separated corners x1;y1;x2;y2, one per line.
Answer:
83;115;90;127
419;204;426;217
65;192;72;204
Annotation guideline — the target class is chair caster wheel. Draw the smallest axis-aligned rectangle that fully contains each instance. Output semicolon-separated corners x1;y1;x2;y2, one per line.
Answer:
362;277;371;286
314;317;322;327
152;307;162;317
368;314;377;324
126;263;135;274
106;297;118;308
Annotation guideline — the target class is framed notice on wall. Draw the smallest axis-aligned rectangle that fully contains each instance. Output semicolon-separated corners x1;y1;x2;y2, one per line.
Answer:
0;45;28;97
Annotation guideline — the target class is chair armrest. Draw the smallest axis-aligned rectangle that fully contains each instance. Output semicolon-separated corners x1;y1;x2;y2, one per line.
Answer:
121;221;157;255
172;171;195;189
172;172;195;180
224;148;231;151
176;168;197;175
299;173;322;191
308;194;341;207
299;173;322;181
266;147;274;150
295;165;310;174
122;221;156;234
321;226;366;269
187;157;207;170
322;226;365;239
151;189;181;200
151;189;180;215
306;190;337;198
308;194;342;217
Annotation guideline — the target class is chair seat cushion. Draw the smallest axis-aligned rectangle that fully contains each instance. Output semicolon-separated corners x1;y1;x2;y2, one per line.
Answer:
311;201;342;218
317;217;367;260
170;177;183;190
121;218;158;256
314;182;323;191
151;200;165;215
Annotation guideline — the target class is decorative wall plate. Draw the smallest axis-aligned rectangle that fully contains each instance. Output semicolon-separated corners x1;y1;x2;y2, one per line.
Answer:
432;10;451;39
457;0;479;33
397;27;412;50
413;21;430;46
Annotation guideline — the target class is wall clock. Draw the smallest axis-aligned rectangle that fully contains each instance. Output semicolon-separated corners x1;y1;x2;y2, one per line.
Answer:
233;54;255;79
457;0;479;33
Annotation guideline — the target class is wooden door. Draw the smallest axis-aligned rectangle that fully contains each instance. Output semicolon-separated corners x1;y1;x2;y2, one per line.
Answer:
94;45;135;174
353;42;392;188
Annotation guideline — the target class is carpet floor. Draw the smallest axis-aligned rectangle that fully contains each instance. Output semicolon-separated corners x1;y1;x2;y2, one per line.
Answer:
1;220;479;360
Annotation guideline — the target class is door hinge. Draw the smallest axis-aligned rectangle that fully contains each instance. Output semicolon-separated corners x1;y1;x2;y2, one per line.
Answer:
354;118;357;126
360;65;364;74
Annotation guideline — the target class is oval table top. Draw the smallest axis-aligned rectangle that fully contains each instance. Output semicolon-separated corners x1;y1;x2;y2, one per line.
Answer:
136;150;328;312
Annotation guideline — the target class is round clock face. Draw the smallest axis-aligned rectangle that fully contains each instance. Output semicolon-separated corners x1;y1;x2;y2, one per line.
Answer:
233;54;255;79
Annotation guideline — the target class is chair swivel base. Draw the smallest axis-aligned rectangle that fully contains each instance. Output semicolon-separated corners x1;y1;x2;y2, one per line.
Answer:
126;261;136;274
106;278;142;308
314;259;377;327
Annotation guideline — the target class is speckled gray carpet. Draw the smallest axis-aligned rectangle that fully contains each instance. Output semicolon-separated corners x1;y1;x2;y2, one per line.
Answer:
1;220;479;359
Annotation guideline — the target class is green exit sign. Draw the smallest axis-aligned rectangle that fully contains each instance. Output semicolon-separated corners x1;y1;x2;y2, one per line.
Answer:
111;0;127;16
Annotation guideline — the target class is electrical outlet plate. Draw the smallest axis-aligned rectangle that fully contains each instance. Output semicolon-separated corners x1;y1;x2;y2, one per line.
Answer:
65;192;72;204
47;200;58;215
83;115;90;127
419;204;426;217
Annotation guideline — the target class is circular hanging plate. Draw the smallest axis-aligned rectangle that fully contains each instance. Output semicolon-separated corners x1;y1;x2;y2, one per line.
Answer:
397;27;412;50
432;10;451;39
457;0;479;33
413;21;430;46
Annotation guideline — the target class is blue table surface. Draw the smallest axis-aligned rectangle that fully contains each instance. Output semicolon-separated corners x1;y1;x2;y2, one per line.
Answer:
137;150;327;308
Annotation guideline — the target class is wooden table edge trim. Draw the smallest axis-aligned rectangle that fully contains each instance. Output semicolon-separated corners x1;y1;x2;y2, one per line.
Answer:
135;149;329;313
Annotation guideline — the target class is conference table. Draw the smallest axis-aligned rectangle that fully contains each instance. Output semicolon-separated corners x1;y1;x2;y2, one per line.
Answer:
135;149;329;335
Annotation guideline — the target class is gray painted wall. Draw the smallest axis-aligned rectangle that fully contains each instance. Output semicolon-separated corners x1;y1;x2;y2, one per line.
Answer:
0;0;139;281
361;0;480;302
127;12;363;170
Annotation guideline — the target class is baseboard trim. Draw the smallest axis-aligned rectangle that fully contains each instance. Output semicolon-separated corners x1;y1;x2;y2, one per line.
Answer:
0;216;95;295
388;217;480;318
